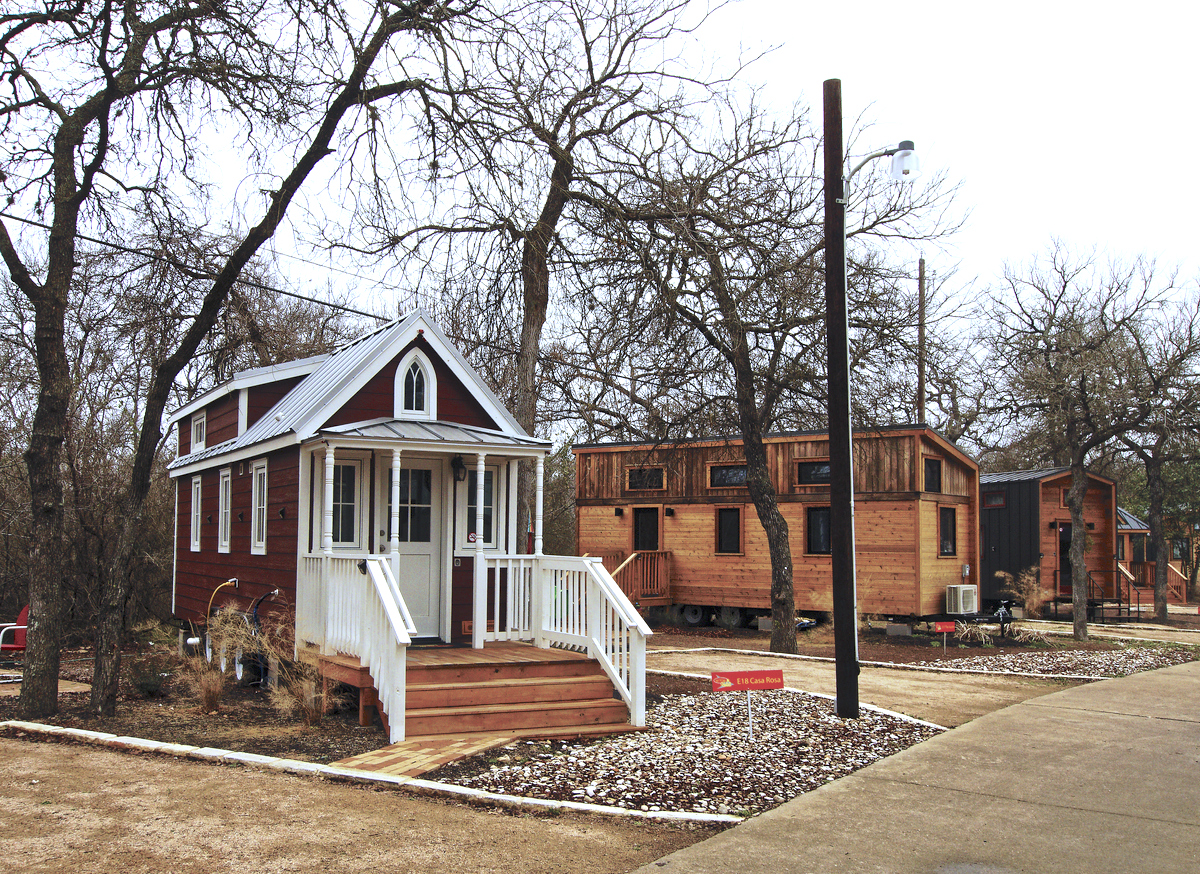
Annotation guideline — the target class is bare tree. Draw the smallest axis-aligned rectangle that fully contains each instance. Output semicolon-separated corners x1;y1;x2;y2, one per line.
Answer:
562;100;958;652
0;0;483;717
984;245;1173;640
344;0;720;539
1118;296;1200;620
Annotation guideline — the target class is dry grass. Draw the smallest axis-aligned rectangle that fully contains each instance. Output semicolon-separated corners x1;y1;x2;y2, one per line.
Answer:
996;565;1053;619
204;605;328;725
954;622;992;646
180;655;226;713
1009;624;1052;645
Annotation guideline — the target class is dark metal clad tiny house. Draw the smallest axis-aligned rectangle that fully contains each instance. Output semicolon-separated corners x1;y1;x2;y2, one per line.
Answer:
978;468;1118;606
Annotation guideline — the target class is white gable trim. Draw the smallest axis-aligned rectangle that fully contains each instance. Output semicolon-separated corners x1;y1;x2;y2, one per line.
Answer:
291;311;526;441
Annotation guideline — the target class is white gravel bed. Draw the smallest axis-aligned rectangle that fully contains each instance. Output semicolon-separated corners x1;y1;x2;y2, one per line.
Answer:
896;642;1197;677
434;689;942;817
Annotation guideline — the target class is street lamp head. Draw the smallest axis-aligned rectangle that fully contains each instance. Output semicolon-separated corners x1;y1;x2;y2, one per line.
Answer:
889;140;920;181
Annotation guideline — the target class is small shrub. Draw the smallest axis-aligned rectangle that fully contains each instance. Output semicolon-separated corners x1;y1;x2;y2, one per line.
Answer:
996;566;1052;619
127;653;174;698
181;655;226;712
954;622;992;646
1009;624;1051;645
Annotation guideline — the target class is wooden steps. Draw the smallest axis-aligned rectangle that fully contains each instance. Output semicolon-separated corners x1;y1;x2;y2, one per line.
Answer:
315;644;634;739
405;651;631;736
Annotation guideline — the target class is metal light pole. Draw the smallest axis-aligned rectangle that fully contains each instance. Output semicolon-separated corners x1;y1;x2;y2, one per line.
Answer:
822;78;919;719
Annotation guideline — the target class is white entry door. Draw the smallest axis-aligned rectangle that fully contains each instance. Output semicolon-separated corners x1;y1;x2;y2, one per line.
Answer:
386;461;443;638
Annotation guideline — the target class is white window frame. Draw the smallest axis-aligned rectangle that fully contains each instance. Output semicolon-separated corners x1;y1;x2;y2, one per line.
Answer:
393;348;437;420
251;459;268;555
457;464;501;551
218;468;232;553
190;476;203;552
191;411;206;452
330;457;365;550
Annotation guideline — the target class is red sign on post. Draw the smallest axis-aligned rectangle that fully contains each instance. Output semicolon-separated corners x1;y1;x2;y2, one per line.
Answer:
934;621;956;634
711;670;784;692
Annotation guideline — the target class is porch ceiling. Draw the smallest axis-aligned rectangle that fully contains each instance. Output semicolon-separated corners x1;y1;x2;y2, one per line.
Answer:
313;418;550;457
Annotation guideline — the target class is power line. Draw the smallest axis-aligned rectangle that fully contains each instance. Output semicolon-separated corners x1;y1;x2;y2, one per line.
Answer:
0;211;388;322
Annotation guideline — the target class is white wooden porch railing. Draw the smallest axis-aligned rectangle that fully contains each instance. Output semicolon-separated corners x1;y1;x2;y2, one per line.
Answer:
482;554;652;726
298;554;415;743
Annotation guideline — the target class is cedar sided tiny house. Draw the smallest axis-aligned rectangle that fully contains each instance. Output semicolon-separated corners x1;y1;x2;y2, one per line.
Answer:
168;311;650;744
1116;508;1191;605
978;469;1120;607
573;425;980;624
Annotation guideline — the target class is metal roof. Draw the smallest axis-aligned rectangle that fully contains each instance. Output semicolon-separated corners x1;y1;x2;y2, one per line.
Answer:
1117;507;1149;531
979;467;1070;485
169;310;533;473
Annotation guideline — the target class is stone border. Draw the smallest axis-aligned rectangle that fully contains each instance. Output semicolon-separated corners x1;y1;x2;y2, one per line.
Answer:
0;720;742;825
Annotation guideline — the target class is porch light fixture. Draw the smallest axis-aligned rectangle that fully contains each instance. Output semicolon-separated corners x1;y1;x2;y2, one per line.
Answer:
237;511;244;522
614;507;624;517
451;454;467;482
823;79;920;720
279;507;286;519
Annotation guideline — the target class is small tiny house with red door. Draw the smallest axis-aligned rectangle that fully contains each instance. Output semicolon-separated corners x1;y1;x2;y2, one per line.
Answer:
573;424;980;625
168;311;649;743
979;468;1120;611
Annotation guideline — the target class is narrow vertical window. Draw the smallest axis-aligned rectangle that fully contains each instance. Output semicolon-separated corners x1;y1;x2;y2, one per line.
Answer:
403;362;426;412
467;469;495;545
806;506;831;555
924;458;942;493
191;412;206;452
332;463;358;545
218;468;231;553
190;476;203;552
251;460;268;555
716;507;741;554
939;506;957;556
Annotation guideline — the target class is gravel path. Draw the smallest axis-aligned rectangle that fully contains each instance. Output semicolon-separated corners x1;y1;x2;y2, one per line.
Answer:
892;643;1197;677
430;642;1197;818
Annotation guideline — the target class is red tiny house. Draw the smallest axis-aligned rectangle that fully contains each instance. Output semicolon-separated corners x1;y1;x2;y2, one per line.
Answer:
168;311;651;743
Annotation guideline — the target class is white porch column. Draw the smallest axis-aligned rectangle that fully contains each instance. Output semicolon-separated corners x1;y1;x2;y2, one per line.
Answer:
389;448;402;554
472;452;487;649
322;445;336;555
534;454;545;557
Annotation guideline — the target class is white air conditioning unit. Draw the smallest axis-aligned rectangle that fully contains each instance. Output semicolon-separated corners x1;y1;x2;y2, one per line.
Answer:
946;584;979;615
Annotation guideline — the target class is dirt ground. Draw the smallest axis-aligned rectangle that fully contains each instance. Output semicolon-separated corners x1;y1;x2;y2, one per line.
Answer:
0;737;716;874
1;620;1194;872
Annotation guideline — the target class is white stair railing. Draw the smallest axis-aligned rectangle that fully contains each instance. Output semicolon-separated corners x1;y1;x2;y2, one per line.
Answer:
321;555;415;743
483;554;652;726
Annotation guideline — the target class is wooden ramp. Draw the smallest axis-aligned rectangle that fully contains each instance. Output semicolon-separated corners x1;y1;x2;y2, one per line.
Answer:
316;641;634;741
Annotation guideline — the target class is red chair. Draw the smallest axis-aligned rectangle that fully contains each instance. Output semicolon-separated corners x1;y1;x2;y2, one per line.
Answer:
0;605;29;661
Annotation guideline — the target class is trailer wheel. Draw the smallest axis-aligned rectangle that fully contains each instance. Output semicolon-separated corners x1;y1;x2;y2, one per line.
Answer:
715;606;744;630
680;604;711;627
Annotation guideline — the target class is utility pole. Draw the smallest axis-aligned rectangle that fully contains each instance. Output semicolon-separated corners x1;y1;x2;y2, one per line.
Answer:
917;256;926;424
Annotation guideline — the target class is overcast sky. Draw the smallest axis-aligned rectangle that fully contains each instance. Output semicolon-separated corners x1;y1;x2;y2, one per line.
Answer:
697;0;1200;298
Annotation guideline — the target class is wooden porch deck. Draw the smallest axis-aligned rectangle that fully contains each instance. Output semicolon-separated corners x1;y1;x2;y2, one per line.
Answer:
315;640;635;776
404;640;594;669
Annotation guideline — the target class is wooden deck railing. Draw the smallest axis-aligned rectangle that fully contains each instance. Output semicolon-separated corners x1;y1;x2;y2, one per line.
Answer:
595;550;672;605
298;553;415;743
482;554;652;727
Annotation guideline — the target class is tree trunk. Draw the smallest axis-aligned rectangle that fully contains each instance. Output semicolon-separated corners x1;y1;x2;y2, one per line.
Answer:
513;152;572;552
1145;456;1168;622
1066;464;1090;642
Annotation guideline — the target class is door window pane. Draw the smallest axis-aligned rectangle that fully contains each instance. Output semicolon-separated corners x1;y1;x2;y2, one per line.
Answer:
332;463;356;544
633;507;659;551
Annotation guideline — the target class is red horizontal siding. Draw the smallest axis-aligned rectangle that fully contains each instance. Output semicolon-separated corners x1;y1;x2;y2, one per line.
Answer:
174;446;300;623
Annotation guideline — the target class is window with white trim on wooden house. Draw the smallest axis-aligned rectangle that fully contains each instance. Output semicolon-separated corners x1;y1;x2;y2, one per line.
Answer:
251;459;268;554
190;476;202;552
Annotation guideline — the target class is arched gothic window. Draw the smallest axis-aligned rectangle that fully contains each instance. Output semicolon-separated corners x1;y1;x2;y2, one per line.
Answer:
394;349;437;420
403;361;425;412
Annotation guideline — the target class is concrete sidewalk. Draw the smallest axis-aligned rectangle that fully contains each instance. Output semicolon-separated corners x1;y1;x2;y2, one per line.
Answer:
635;660;1200;874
